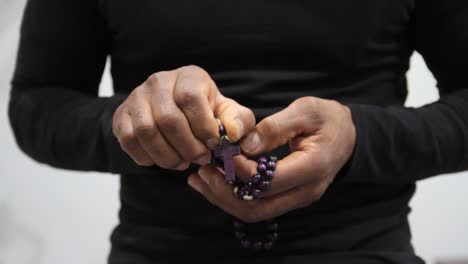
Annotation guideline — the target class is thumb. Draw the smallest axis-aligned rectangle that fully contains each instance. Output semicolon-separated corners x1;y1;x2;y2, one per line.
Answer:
214;97;256;142
240;101;318;156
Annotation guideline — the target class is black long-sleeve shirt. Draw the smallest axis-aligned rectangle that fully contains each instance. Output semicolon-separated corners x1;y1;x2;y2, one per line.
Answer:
8;0;468;263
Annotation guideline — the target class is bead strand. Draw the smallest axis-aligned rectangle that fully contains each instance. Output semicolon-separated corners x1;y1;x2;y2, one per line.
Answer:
233;220;279;251
214;120;280;251
231;155;277;201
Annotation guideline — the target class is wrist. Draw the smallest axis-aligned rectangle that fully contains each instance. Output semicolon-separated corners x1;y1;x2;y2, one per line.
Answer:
323;99;357;167
340;103;357;164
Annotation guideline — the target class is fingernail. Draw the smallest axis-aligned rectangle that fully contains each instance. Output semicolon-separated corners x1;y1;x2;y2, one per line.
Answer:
206;137;219;150
241;131;261;153
188;176;201;192
198;167;210;185
235;119;244;139
195;153;211;165
176;162;190;171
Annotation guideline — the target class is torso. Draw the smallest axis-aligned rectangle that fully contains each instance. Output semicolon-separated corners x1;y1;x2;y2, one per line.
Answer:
101;1;422;262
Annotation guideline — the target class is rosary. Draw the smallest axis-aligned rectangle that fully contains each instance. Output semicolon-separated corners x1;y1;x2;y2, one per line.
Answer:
210;119;279;251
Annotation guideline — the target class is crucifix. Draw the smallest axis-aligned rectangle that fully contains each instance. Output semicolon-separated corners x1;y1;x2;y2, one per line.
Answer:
212;135;240;182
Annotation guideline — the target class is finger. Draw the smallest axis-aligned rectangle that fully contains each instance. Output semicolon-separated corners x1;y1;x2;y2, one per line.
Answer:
192;165;312;223
262;149;324;197
147;76;210;165
215;97;256;142
233;155;257;183
232;152;318;197
254;183;320;221
189;169;321;222
174;66;221;150
233;143;325;198
127;96;188;170
192;165;320;223
188;168;248;218
113;107;154;166
240;100;319;156
196;166;265;208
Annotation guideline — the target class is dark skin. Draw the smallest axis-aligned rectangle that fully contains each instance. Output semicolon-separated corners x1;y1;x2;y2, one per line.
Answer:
112;65;256;169
113;65;356;223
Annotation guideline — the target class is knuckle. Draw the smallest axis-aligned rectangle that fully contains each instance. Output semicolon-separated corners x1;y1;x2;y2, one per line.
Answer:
242;107;256;130
132;115;155;138
293;96;319;109
146;71;172;88
119;133;138;151
175;88;202;108
146;72;162;87
292;96;323;122
113;104;124;119
197;125;216;141
157;113;180;131
112;110;124;136
262;115;281;139
118;129;134;143
128;86;145;101
134;123;155;138
125;94;137;107
180;65;209;78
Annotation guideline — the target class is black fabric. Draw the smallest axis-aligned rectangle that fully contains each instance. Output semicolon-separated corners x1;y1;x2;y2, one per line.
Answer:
8;0;468;263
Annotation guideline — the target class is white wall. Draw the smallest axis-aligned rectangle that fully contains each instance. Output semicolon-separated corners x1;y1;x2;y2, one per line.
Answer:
0;1;467;263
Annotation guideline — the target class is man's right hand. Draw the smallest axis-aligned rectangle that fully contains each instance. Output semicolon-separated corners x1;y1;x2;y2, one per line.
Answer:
112;65;255;170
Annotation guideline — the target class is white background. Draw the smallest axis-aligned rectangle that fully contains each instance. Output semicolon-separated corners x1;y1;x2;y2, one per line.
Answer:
1;1;467;263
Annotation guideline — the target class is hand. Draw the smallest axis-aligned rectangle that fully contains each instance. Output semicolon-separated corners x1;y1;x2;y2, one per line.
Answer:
112;65;255;170
187;97;356;223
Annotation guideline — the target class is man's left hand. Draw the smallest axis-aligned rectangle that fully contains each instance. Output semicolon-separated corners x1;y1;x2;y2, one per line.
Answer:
187;97;356;223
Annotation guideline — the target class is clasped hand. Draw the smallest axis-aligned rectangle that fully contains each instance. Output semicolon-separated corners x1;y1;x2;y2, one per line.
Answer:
113;66;356;223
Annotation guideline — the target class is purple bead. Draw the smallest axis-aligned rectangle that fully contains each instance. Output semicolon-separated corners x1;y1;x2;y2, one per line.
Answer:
242;185;252;193
252;241;263;251
259;181;271;192
268;222;279;231
237;189;247;199
263;241;274;250
265;170;275;180
246;181;254;188
267;232;279;241
233;221;245;230
219;124;226;135
266;161;276;170
258;156;268;164
257;163;267;173
251;173;262;185
269;156;278;162
252;189;262;199
235;231;246;239
240;239;252;248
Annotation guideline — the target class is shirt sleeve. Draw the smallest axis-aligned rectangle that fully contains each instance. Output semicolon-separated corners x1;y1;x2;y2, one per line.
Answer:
8;0;162;174
340;0;468;183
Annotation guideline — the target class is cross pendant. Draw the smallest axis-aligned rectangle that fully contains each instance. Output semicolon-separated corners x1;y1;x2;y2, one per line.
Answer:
212;135;240;182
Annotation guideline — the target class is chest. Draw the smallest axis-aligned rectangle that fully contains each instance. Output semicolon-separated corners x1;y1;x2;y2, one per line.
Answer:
100;0;414;70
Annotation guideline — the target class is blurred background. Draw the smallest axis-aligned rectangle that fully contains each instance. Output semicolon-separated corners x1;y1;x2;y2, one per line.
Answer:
1;1;467;263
